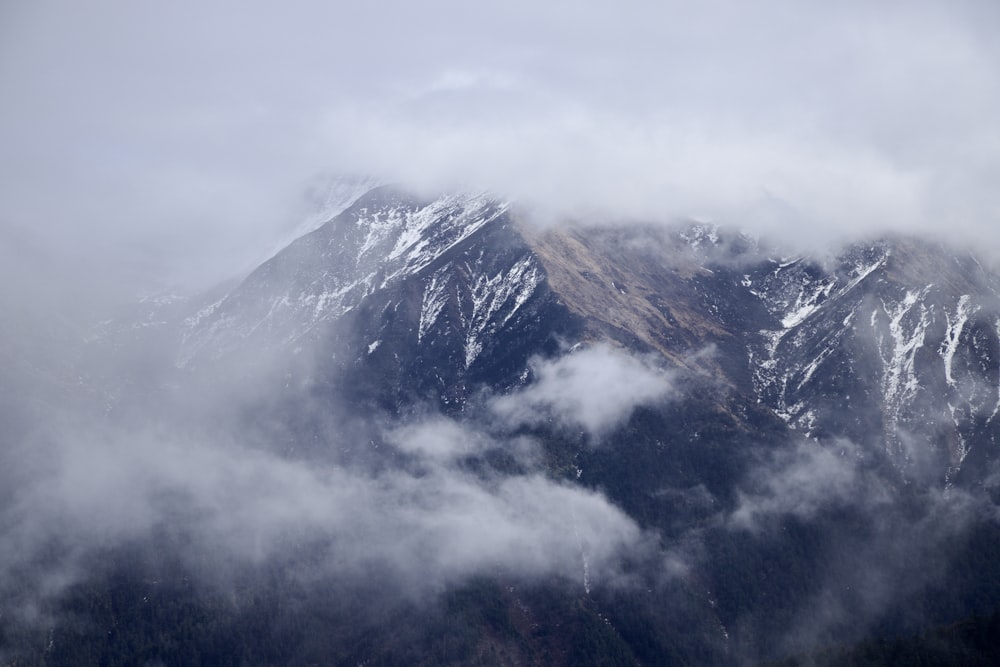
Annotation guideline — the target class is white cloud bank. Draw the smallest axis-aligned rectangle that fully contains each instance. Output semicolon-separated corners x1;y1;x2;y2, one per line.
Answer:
0;411;649;614
2;1;1000;286
490;344;677;438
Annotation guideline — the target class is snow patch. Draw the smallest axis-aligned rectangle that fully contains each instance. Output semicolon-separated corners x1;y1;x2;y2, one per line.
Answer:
380;194;509;286
874;287;932;455
940;295;976;388
679;223;720;249
464;255;541;368
780;279;835;329
840;251;889;295
419;266;451;343
180;192;511;366
993;317;1000;422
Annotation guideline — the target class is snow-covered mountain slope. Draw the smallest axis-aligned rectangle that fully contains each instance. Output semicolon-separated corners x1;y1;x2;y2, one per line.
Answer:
736;237;1000;484
126;183;1000;485
174;194;761;411
171;186;575;418
179;187;514;366
263;174;383;262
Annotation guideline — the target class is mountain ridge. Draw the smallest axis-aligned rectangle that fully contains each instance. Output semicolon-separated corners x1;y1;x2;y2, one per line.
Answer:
20;183;1000;665
102;183;1000;487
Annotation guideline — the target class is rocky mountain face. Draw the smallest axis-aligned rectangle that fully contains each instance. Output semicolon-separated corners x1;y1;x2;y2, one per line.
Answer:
741;237;1000;486
168;185;1000;488
8;184;1000;665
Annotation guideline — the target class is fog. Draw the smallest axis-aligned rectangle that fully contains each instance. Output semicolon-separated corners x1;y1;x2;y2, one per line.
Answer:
3;1;1000;288
0;342;666;626
1;419;644;593
734;438;989;656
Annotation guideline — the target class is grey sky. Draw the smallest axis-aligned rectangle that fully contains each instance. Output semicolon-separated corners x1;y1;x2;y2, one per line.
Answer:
2;0;998;286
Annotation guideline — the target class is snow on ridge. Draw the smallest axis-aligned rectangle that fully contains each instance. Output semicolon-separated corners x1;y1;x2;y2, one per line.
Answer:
749;258;838;411
773;256;801;270
780;279;836;329
376;193;509;288
180;189;514;367
267;175;383;262
840;248;889;296
679;222;720;249
412;219;543;366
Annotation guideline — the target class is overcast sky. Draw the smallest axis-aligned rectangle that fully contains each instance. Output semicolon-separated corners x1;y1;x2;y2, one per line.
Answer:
2;0;998;287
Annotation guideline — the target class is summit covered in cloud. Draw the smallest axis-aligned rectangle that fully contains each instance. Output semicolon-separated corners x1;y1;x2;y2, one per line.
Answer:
3;1;1000;288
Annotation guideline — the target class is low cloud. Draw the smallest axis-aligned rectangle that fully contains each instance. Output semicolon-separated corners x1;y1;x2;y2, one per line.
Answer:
490;343;678;439
385;416;495;464
0;408;648;619
729;437;890;531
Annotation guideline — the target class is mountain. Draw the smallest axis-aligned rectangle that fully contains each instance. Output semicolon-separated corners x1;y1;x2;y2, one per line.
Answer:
172;186;1000;486
5;184;1000;665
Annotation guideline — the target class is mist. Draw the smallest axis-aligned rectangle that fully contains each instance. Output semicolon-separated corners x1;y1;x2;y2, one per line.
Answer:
0;340;668;634
3;1;1000;663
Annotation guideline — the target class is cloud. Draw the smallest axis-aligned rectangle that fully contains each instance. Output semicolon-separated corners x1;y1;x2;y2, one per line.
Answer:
728;437;890;531
2;1;1000;288
693;432;996;659
386;417;493;464
0;409;648;617
0;342;674;623
324;103;931;243
490;343;677;439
